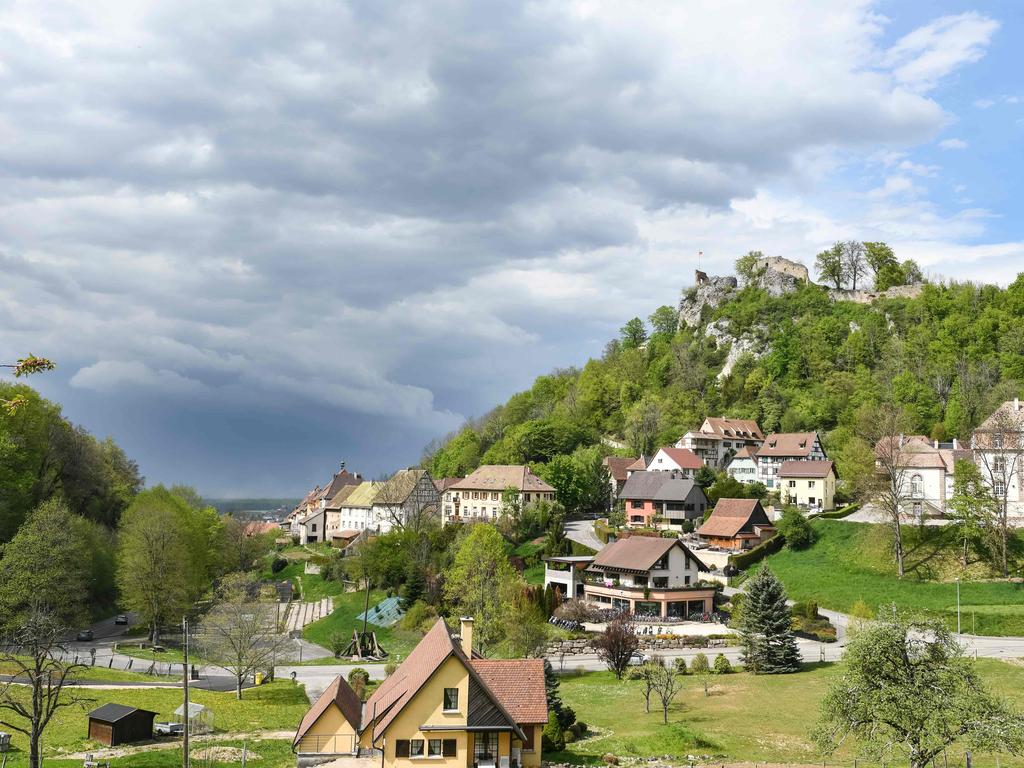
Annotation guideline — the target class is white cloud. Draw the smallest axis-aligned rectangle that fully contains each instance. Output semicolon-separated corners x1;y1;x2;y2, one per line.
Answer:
883;12;999;92
975;98;996;109
868;175;918;198
939;138;969;150
898;160;940;176
71;360;207;395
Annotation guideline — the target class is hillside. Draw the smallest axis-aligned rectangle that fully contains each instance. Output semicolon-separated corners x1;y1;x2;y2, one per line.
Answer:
426;256;1024;502
764;519;1024;635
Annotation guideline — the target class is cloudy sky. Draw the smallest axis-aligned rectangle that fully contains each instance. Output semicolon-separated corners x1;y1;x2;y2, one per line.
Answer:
1;0;1022;497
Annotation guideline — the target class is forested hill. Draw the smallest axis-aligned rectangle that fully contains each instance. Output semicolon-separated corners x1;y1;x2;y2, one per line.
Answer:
424;259;1024;504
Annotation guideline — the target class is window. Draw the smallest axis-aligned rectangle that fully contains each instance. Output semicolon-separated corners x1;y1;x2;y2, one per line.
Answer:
311;523;317;532
684;575;691;585
995;480;1007;497
995;456;1007;473
443;687;459;711
630;500;643;509
474;732;498;761
808;480;816;488
911;474;923;498
428;739;442;757
492;492;499;501
653;577;668;588
396;741;410;758
442;740;457;757
787;480;796;488
410;739;424;757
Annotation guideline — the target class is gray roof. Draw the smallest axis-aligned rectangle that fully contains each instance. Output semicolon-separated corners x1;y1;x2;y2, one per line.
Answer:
652;478;703;503
618;470;671;500
89;704;157;723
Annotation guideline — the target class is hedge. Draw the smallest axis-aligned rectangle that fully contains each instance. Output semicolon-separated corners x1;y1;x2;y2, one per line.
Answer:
728;533;785;571
816;503;861;520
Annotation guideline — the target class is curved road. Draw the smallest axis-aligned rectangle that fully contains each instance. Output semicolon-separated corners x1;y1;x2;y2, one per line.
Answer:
566;518;605;552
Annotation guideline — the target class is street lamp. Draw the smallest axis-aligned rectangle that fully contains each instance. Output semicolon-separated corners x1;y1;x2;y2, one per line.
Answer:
956;578;961;635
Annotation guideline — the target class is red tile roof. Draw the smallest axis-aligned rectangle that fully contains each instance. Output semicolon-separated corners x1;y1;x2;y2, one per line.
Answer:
451;465;554;493
293;675;363;746
697;499;771;539
603;456;638;482
653;447;703;470
757;432;818;458
702;417;764;440
626;455;649;472
471;659;548;724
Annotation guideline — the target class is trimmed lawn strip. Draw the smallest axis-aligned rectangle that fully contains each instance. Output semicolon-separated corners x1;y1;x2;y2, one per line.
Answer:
554;661;1024;766
765;520;1024;635
302;588;420;659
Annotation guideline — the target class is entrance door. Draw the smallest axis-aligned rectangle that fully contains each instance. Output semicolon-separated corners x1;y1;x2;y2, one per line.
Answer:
474;732;500;768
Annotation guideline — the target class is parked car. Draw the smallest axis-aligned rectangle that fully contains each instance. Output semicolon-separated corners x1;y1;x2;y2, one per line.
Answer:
114;614;129;625
626;652;651;666
76;629;94;642
154;722;184;737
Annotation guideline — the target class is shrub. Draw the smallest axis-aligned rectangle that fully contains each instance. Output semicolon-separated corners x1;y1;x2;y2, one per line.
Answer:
384;660;398;677
329;632;348;658
270;557;288;574
601;754;619;766
690;653;710;674
680;635;709;647
792;600;819;620
776;507;816;550
849;599;874;620
347;667;370;687
562;730;576;744
713;654;732;674
400;600;438;632
674;657;687;675
559;705;577;730
542;711;565;751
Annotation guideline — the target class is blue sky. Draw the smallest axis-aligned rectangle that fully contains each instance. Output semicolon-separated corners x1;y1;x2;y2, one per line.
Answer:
1;0;1022;496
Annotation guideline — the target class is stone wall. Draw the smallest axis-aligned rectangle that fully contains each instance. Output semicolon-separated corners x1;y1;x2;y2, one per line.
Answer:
755;255;809;282
828;283;925;304
544;635;734;657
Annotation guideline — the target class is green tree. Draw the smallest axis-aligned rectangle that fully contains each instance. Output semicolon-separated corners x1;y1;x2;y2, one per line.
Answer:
648;306;679;339
947;459;997;567
776;507;815;549
815;243;845;289
443;524;520;653
542;710;565;751
735;251;764;284
691;652;711;695
713;653;732;674
694;465;717;489
116;488;199;645
863;242;897;287
0;499;93;629
620;317;648;349
814;615;1024;768
739;567;801;674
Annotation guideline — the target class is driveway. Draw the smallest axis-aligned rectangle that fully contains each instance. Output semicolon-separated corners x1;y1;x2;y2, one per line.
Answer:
566;518;604;552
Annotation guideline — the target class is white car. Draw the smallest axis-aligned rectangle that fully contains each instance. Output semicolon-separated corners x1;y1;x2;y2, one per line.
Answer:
626;652;651;666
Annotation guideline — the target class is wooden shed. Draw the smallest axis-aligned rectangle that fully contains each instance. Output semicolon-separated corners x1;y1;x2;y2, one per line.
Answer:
87;704;157;746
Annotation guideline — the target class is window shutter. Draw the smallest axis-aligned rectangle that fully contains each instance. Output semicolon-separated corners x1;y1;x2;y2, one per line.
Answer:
443;739;457;757
395;740;410;758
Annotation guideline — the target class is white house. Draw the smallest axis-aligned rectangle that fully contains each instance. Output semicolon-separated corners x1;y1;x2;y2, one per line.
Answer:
676;417;764;468
725;446;759;484
371;468;441;532
873;435;966;518
971;399;1024;518
756;432;827;489
647;446;703;477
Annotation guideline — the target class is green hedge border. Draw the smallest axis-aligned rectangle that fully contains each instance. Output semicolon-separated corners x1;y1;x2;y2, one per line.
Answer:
815;503;861;520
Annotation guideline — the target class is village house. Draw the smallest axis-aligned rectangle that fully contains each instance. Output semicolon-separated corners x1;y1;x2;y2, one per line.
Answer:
755;432;827;489
324;484;359;541
676;417;764;468
372;468;442;532
602;455;639;509
778;460;837;511
291;463;364;541
697;498;775;551
647;446;703;477
335;480;382;532
617;470;709;529
874;435;966;518
971;398;1024;517
443;465;555;525
293;618;547;768
724;446;759;484
579;536;714;618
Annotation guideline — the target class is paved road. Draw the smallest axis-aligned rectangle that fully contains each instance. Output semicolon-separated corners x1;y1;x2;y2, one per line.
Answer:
566;518;604;552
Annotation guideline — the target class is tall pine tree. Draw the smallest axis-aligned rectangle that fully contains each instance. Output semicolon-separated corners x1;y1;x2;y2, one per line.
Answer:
739;567;801;674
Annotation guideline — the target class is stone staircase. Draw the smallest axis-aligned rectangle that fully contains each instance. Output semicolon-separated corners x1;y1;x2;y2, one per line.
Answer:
284;597;334;632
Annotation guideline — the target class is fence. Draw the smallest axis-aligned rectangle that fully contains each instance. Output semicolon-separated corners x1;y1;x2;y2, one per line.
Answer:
0;647;193;679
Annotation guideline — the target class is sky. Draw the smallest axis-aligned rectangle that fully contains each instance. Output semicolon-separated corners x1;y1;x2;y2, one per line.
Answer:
1;0;1022;497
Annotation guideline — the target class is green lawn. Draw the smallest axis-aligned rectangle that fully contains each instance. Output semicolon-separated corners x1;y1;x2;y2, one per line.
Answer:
4;739;297;768
764;520;1024;635
554;660;1024;767
302;589;421;659
0;681;309;765
0;658;175;683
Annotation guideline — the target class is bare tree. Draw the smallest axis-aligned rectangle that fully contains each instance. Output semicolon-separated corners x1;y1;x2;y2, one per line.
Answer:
196;573;291;699
650;658;683;723
0;606;87;768
631;659;660;713
594;617;638;680
971;400;1024;576
372;470;440;532
860;404;915;578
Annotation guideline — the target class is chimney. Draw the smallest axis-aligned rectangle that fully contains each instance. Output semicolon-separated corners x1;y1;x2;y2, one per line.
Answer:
340;460;346;471
459;617;474;654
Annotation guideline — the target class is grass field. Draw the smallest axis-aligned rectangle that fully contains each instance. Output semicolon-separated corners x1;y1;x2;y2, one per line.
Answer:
553;660;1024;767
512;540;546;586
5;739;297;768
0;681;309;766
764;520;1024;635
302;588;421;659
0;658;176;683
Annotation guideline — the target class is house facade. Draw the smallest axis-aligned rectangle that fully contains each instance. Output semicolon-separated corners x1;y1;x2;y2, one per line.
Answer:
971;399;1024;517
617;470;709;529
755;432;827;489
582;536;714;618
293;619;547;768
778;460;837;511
603;456;639;509
676;417;764;469
373;469;441;532
697;499;775;550
725;446;759;484
873;435;965;518
647;447;703;477
443;466;555;525
333;481;382;532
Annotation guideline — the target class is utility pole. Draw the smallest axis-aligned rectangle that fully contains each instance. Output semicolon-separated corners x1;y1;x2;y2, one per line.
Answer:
956;578;961;635
183;616;190;768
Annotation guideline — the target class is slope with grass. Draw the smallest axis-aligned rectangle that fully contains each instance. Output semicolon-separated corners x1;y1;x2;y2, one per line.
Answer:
553;660;1024;766
302;588;421;659
764;520;1024;635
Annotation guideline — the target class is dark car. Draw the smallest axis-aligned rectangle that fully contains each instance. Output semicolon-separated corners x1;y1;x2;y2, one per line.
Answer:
114;614;129;625
76;629;94;642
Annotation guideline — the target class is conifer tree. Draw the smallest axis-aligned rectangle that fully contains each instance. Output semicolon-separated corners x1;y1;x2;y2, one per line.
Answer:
739;567;801;674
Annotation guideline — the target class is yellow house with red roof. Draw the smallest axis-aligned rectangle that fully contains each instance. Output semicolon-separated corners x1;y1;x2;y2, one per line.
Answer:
293;618;547;768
